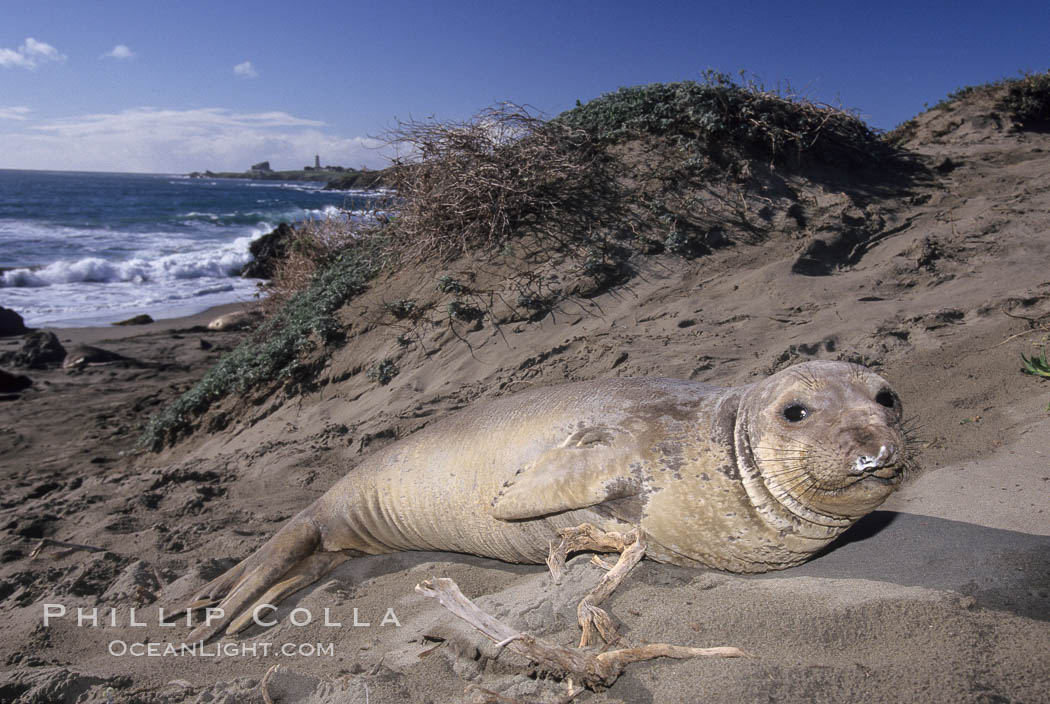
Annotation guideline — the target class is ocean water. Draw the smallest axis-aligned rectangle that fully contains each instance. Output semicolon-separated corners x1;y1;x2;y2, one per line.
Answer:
0;169;377;327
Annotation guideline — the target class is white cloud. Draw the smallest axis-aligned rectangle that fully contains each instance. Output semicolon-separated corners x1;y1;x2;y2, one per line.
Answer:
103;45;135;60
0;38;65;69
0;106;32;121
0;106;390;173
0;48;33;69
22;38;62;60
233;61;258;79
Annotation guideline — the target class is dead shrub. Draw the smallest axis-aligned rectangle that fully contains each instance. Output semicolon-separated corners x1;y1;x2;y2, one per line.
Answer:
384;103;622;262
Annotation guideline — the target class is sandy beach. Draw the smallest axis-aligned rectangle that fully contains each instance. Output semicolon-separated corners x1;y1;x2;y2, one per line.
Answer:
1;87;1049;703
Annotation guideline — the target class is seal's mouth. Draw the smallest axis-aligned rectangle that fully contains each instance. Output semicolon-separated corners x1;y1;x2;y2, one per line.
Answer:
846;465;902;487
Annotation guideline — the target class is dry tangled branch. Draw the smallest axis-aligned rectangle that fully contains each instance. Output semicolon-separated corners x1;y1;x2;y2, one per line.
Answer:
384;103;621;262
416;577;746;694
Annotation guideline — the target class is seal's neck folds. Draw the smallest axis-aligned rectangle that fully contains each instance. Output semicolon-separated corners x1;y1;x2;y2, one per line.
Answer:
733;402;856;542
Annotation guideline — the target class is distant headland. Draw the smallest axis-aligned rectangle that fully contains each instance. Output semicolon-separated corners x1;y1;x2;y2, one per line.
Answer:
187;155;389;190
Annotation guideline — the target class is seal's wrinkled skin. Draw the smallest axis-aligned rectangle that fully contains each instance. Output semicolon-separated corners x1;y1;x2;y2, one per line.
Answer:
184;361;909;640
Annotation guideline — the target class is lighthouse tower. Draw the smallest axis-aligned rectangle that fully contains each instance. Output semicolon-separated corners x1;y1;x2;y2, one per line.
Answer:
315;155;321;169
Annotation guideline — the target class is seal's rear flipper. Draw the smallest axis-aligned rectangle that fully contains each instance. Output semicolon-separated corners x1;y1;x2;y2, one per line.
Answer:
491;427;643;520
179;515;350;642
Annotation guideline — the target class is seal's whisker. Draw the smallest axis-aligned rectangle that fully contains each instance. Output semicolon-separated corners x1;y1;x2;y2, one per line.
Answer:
790;368;819;390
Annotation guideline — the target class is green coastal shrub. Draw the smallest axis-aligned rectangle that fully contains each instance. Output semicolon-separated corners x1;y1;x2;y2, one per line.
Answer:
999;71;1050;125
139;239;383;450
446;298;483;323
1021;347;1050;378
928;70;1050;125
1021;346;1050;412
366;358;399;385
436;274;466;295
554;73;889;168
384;298;418;320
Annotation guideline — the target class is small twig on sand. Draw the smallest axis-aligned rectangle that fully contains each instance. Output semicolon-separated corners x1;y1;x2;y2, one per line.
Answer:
29;538;106;559
977;311;1050;351
1002;310;1049;325
260;663;280;704
415;577;747;692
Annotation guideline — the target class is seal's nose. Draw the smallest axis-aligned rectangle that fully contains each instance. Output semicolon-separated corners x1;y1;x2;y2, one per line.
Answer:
851;444;897;474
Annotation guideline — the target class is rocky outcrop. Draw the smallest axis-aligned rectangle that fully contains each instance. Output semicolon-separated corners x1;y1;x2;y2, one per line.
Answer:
324;167;391;190
250;161;272;172
0;331;66;369
240;222;295;279
0;368;32;393
0;306;28;336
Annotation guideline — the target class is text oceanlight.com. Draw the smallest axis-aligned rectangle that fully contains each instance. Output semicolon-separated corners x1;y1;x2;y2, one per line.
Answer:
108;640;336;658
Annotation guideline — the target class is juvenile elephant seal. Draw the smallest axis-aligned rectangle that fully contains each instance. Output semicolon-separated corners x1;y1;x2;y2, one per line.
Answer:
206;310;259;331
185;360;910;640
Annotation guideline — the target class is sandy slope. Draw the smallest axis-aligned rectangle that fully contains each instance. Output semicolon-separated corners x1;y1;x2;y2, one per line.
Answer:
0;91;1048;703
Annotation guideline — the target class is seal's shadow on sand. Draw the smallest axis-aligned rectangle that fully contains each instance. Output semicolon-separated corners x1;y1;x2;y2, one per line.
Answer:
760;510;1050;621
220;511;1048;643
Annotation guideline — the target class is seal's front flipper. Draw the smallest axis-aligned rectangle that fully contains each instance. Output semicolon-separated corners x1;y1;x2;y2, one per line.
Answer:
491;427;644;521
181;514;350;642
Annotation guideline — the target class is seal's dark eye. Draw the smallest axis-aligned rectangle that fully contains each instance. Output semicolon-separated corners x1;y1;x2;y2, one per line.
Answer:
782;403;808;422
875;390;896;409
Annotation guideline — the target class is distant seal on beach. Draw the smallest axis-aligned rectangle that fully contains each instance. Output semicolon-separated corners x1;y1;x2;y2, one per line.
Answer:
62;345;131;369
184;360;909;640
207;310;259;331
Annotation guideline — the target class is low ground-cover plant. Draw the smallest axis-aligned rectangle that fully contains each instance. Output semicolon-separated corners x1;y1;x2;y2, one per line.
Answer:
927;70;1050;125
366;358;399;385
1021;346;1050;411
140;234;384;449
999;71;1050;125
262;215;378;313
1021;347;1050;378
554;72;890;170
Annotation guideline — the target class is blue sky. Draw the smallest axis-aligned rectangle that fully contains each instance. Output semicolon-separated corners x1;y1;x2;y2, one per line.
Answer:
1;0;1047;173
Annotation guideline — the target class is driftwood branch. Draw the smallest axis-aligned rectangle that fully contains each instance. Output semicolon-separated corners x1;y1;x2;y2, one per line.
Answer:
415;577;746;691
29;538;107;559
546;523;636;583
545;523;647;646
260;663;279;704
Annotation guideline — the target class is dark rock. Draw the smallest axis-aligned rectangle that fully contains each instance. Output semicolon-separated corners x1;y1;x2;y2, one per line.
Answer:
0;306;28;336
791;239;837;276
2;331;66;369
934;156;960;174
251;160;272;171
240;222;295;279
0;368;32;393
112;314;154;326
